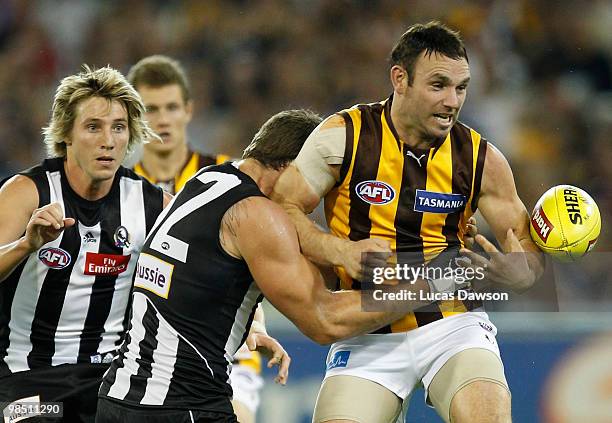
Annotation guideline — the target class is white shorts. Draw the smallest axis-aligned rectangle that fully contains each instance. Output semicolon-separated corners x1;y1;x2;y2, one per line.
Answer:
323;311;503;401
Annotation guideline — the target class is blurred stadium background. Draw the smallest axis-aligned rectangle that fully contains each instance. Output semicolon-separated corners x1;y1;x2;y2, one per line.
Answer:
0;1;610;421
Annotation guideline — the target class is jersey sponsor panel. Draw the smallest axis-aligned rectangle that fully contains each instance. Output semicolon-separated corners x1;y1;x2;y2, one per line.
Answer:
84;253;130;276
134;254;174;299
414;190;467;213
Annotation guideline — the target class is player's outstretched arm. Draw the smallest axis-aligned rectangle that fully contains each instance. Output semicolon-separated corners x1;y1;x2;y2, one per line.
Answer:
223;196;426;345
272;115;391;281
0;175;75;282
462;144;544;292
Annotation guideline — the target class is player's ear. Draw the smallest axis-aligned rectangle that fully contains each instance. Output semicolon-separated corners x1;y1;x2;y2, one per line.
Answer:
390;65;408;93
185;100;194;123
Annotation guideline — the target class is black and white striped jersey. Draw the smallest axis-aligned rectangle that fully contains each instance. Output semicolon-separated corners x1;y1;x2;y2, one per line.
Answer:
100;162;264;413
0;158;164;377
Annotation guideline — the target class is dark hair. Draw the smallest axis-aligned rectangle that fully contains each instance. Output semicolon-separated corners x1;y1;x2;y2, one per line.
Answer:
390;21;468;85
127;55;191;103
242;109;322;170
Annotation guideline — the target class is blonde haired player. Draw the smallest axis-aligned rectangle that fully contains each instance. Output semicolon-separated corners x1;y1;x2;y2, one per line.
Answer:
0;65;170;422
273;22;544;423
127;55;267;423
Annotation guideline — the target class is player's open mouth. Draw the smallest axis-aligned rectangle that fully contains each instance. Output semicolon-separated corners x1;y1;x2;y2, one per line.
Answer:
433;114;453;124
97;157;114;164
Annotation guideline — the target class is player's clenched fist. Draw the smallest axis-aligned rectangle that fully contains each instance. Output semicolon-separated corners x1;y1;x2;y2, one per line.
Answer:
24;203;75;252
341;238;392;282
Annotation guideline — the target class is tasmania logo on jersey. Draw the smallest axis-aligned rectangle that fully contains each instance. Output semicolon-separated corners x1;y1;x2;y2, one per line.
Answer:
38;247;71;269
414;189;467;213
355;180;396;205
84;253;131;276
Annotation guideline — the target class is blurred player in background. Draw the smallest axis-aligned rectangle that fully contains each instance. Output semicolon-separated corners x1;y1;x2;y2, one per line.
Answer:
127;55;263;423
0;66;170;422
273;21;544;423
128;55;230;193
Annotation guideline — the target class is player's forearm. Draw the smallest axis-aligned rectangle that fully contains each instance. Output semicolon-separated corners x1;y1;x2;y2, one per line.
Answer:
313;280;431;344
283;205;347;267
0;238;34;283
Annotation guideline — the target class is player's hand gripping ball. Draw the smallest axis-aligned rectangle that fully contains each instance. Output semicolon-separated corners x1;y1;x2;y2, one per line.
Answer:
530;185;601;262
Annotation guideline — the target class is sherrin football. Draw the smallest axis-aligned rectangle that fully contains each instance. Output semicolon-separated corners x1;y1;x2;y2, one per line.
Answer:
529;185;601;262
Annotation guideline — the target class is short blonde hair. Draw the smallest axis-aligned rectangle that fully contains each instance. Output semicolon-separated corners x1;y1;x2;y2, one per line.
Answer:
43;65;159;157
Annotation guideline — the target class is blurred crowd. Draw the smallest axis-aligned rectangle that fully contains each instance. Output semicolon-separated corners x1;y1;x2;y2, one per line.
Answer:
0;0;610;251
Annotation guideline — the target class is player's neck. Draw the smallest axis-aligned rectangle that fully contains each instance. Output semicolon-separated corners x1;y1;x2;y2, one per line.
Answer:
141;142;189;181
63;158;114;201
237;159;281;197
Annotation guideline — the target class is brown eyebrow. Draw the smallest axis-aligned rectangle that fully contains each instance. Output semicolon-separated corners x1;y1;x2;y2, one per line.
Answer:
429;74;471;85
82;118;127;124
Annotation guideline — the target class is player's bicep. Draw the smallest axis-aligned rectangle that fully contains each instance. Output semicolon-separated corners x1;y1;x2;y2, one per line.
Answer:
0;175;38;245
233;198;322;322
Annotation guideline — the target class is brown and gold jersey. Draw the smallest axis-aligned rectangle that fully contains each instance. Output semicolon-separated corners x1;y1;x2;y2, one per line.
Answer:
133;151;230;195
325;96;487;332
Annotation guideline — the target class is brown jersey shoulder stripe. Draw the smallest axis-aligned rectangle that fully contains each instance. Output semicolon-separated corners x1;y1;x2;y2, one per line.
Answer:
441;123;474;248
470;137;488;212
345;104;384;291
338;111;354;186
394;146;429;255
347;104;384;243
410;144;445;326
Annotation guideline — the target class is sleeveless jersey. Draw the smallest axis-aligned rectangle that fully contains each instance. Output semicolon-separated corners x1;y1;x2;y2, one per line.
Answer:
133;150;230;195
0;158;164;376
325;96;487;332
134;150;262;375
99;162;264;414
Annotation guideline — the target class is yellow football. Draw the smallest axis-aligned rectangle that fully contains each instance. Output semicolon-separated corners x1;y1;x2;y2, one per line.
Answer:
529;185;601;262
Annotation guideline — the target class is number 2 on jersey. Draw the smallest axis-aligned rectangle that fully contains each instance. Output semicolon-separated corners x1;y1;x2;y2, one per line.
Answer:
148;172;241;262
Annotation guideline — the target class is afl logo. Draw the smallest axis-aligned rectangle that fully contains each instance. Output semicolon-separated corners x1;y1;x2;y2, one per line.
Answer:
355;180;396;205
38;247;71;269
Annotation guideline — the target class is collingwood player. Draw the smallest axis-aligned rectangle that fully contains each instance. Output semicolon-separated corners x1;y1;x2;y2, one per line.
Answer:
0;66;171;421
127;55;264;423
97;109;431;423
